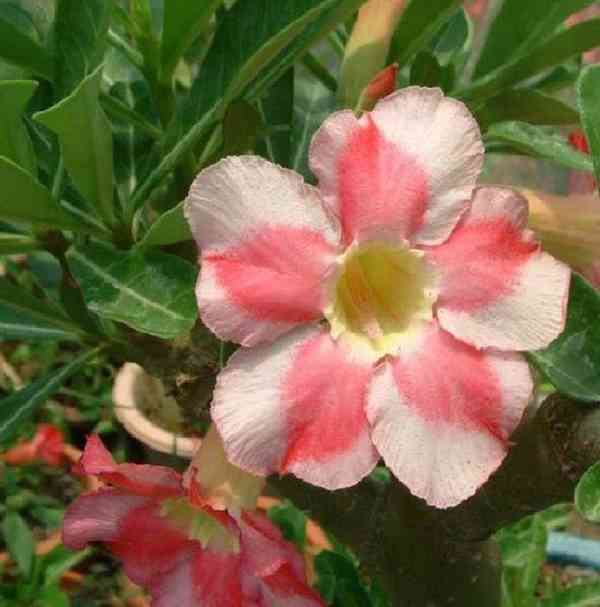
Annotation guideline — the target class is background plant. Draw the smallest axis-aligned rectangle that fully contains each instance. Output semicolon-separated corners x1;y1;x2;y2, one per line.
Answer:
1;0;600;605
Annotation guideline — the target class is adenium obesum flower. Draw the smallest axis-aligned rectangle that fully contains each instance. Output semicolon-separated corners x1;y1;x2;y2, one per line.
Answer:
62;430;324;606
185;87;570;508
3;423;65;466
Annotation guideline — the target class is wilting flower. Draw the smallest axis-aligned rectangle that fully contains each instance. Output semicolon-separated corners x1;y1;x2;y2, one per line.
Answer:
185;87;570;508
524;189;600;288
63;433;323;606
3;424;65;466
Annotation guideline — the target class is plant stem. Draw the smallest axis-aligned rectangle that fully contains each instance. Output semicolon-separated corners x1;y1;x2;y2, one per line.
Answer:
107;29;145;73
100;92;162;139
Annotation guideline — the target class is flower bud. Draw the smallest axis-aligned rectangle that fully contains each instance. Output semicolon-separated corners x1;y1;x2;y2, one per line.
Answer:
524;189;600;287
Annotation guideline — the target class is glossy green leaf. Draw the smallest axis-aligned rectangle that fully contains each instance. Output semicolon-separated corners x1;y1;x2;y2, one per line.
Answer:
161;0;222;77
475;90;579;132
529;274;600;402
389;0;463;67
474;0;595;78
540;582;600;606
0;347;99;444
463;18;600;102
578;64;600;190
0;3;53;79
268;500;307;550
0;156;86;232
486;122;594;172
0;276;81;341
575;462;600;523
0;233;40;255
291;67;336;183
35;67;115;226
138;201;192;247
431;7;471;57
53;0;111;97
67;241;197;338
2;512;34;577
0;80;37;172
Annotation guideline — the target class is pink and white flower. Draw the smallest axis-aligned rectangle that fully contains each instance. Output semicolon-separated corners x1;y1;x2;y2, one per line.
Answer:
185;87;570;508
63;435;323;606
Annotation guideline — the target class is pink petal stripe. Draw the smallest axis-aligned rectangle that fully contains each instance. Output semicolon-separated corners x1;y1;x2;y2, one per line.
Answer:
366;323;532;508
200;225;338;347
185;155;340;347
212;325;379;490
74;435;183;498
427;187;571;350
310;88;483;246
62;488;149;550
371;87;484;244
310;111;428;245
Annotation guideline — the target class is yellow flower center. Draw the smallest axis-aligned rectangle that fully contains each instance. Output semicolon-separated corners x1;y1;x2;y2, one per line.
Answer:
325;241;437;357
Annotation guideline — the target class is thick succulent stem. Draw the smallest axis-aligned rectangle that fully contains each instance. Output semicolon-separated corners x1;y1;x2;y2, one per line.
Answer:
270;395;600;606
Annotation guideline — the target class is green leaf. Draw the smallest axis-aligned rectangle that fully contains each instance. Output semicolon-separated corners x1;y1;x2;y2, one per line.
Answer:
2;512;34;577
161;0;223;78
474;0;596;79
431;7;471;57
485;122;593;172
575;462;600;523
578;64;600;190
540;582;600;607
134;0;360;212
35;67;115;226
179;0;354;135
0;80;38;172
37;585;69;607
410;51;444;87
256;69;294;165
0;3;53;79
315;551;372;606
67;241;197;338
496;515;547;607
43;546;92;588
222;100;263;156
529;274;600;402
0;155;87;232
0;277;82;341
463;18;600;102
389;0;463;67
0;233;40;255
53;0;111;97
290;67;336;183
0;347;100;444
474;90;580;132
267;500;307;550
138;201;192;247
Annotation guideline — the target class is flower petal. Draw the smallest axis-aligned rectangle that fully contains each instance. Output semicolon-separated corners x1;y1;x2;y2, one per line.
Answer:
240;512;323;607
62;488;149;550
212;325;379;490
309;87;483;245
185;155;340;346
74;435;183;498
151;549;243;607
366;323;532;508
427;187;571;350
